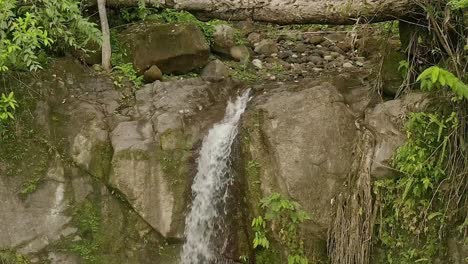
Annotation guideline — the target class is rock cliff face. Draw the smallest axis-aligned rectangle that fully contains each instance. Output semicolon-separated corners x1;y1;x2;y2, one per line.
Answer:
0;57;427;263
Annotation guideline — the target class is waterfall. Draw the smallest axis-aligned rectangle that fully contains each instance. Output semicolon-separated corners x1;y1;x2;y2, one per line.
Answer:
181;89;251;264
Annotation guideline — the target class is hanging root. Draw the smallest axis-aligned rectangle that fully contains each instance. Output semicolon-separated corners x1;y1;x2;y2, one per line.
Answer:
327;129;377;264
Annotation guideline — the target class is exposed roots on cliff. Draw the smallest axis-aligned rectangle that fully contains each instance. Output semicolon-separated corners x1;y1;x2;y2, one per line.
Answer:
327;129;377;264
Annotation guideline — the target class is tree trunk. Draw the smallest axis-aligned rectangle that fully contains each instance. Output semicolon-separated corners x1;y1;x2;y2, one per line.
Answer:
98;0;112;71
102;0;415;24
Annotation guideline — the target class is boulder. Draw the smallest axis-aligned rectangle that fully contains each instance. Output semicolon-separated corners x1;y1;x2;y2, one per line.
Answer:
201;59;230;82
241;81;358;260
212;24;236;55
109;79;238;239
0;59;165;263
120;23;210;74
144;65;163;83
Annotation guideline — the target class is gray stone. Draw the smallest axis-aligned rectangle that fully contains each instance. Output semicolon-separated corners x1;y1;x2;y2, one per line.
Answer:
242;81;358;258
212;24;236;55
304;35;324;45
247;32;261;45
309;55;323;65
201;59;230;82
278;50;293;59
343;62;354;68
252;59;263;69
365;93;429;178
254;39;279;55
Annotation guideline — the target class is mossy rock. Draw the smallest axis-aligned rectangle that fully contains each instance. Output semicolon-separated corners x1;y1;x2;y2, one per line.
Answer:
119;22;210;74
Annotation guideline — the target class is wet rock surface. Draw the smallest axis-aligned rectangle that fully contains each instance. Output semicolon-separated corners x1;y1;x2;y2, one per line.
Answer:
1;22;424;264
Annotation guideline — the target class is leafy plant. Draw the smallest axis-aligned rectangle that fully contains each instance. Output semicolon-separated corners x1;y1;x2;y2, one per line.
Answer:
398;60;409;78
0;0;101;72
252;193;310;264
0;92;18;122
449;0;468;9
121;0;158;22
109;31;143;88
112;63;143;88
417;66;468;100
374;111;459;263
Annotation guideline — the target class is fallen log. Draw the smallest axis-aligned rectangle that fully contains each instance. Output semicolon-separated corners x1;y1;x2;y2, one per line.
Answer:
101;0;415;24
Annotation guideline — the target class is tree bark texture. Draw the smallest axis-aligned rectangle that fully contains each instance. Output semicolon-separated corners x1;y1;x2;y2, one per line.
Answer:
98;0;112;71
101;0;415;24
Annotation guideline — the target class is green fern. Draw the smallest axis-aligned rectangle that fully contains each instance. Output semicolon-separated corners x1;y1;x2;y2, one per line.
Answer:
417;66;468;100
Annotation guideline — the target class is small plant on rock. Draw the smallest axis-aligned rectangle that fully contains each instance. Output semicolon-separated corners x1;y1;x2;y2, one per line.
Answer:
0;92;18;122
252;193;310;264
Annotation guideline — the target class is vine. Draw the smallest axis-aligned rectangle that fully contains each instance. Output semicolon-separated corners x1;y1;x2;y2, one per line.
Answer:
374;111;459;263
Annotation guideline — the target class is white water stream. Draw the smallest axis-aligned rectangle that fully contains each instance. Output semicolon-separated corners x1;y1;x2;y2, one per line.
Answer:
181;89;251;264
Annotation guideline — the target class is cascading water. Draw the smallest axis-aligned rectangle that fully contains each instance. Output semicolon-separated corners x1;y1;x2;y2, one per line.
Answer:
181;89;251;264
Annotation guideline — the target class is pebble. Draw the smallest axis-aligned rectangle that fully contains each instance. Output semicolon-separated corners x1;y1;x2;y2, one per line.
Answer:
324;55;333;61
343;62;354;68
356;61;364;67
252;59;263;69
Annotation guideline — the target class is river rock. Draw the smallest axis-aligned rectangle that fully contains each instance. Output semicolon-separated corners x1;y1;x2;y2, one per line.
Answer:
247;32;262;45
201;59;230;82
212;24;236;55
120;22;210;74
254;39;279;55
304;35;324;45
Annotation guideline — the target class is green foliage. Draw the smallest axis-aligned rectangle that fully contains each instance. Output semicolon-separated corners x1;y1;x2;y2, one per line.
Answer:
112;63;143;88
109;31;143;88
252;193;310;264
417;66;468;100
70;200;101;263
374;111;459;263
121;0;158;22
449;0;468;9
20;177;41;195
0;250;29;264
398;60;409;78
239;255;249;264
0;92;17;122
252;216;270;249
0;0;101;72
